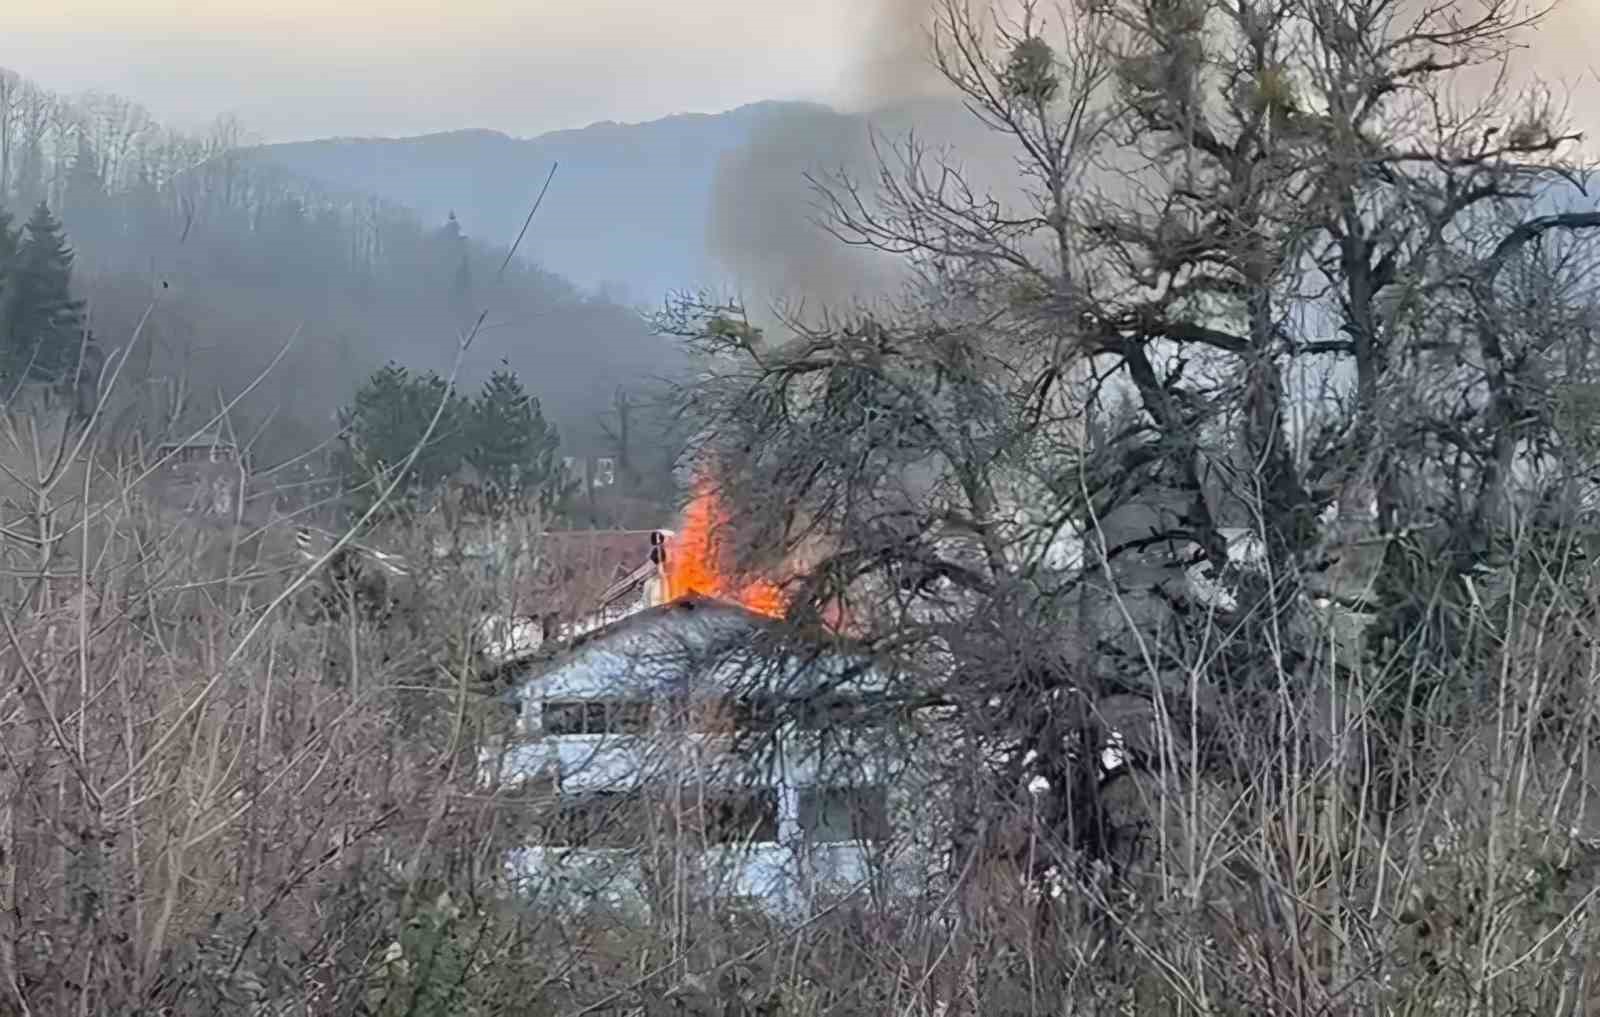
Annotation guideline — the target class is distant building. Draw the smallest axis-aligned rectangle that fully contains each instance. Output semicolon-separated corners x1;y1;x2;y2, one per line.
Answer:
154;430;247;471
148;430;250;518
562;455;617;491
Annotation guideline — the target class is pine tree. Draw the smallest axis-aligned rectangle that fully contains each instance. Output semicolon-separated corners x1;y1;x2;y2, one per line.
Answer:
336;362;468;517
59;135;110;261
465;364;561;514
452;251;472;314
1;203;86;392
0;207;17;289
0;209;18;374
126;165;166;252
439;212;471;315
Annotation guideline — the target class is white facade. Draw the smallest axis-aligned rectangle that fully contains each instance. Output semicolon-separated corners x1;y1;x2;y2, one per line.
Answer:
482;597;923;915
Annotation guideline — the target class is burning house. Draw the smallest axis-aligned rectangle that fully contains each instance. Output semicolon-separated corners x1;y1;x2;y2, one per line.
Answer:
479;482;931;914
482;598;920;913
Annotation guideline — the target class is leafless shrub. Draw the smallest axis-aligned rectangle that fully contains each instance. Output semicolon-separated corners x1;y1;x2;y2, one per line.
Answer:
642;0;1600;1014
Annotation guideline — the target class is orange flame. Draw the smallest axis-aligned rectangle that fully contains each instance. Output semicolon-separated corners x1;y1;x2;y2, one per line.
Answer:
665;477;787;618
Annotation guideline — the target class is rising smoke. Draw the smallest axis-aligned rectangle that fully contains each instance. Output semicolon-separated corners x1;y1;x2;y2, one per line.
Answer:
847;0;949;108
706;0;1600;323
706;104;907;317
705;0;958;320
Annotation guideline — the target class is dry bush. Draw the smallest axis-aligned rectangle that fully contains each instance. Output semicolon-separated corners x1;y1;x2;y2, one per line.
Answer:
0;396;573;1016
7;399;1597;1016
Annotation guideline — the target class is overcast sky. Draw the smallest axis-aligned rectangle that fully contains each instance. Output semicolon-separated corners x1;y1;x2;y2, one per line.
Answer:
5;0;927;143
5;0;1598;144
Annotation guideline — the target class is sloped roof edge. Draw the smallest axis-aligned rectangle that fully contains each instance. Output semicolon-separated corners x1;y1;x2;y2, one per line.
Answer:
485;595;870;690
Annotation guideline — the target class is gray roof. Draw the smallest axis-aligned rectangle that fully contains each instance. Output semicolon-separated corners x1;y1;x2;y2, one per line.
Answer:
488;595;876;698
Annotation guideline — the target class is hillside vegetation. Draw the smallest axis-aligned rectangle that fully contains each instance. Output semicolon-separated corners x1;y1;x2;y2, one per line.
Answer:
0;67;687;469
6;0;1600;1014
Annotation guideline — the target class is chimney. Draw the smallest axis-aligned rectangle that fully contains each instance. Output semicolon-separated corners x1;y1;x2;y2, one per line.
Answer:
647;529;673;606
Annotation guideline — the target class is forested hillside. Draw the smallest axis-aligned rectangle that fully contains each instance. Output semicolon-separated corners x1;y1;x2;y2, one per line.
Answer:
256;102;803;303
0;68;687;467
256;96;1013;311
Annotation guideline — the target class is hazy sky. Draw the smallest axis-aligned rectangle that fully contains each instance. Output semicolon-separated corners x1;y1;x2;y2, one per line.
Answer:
5;0;924;143
5;0;1598;144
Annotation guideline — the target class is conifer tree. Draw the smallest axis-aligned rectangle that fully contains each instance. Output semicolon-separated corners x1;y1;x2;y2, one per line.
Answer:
0;209;17;379
336;362;468;517
466;364;562;514
452;252;472;314
63;134;106;222
0;207;16;288
1;202;86;392
440;211;471;316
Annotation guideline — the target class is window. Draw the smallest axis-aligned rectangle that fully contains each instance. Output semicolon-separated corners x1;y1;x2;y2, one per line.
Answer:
700;790;780;845
725;695;781;732
542;699;651;735
798;786;890;844
594;457;616;487
661;789;780;845
679;694;779;734
797;695;883;731
543;791;644;848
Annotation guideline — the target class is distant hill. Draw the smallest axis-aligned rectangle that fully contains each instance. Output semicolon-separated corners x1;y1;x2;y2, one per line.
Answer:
254;98;1002;310
256;101;825;305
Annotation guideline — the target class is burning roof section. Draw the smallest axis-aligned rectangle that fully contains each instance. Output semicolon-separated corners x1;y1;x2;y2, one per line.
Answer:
662;476;787;617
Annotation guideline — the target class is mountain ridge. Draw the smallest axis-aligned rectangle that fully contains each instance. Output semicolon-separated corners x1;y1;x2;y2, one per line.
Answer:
254;100;834;303
253;98;980;307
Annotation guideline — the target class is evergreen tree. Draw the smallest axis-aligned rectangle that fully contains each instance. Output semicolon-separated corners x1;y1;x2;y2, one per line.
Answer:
465;364;562;514
336;362;468;517
0;207;17;289
439;212;471;316
452;251;472;315
12;135;43;213
0;209;17;376
126;165;166;248
1;203;86;392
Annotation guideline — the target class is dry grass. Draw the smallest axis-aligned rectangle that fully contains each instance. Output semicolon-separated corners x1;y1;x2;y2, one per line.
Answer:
0;416;1597;1017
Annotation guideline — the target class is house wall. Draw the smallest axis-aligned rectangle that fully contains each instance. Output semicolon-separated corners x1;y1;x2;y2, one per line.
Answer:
483;602;932;914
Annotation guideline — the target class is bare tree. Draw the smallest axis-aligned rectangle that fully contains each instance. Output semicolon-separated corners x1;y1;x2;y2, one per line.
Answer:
663;0;1600;1010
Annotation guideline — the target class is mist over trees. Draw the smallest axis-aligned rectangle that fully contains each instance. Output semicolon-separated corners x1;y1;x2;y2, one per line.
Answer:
0;65;688;476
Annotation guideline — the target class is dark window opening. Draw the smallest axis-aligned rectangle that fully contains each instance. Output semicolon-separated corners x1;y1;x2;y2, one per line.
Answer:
674;789;780;845
797;695;884;731
799;786;890;844
542;791;644;849
543;699;651;735
654;693;780;734
698;694;780;733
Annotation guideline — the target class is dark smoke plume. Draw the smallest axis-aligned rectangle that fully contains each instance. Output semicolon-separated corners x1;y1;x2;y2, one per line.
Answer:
706;0;1600;324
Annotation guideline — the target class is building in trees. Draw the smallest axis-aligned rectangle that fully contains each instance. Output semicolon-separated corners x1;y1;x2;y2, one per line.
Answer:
481;594;921;914
561;454;616;490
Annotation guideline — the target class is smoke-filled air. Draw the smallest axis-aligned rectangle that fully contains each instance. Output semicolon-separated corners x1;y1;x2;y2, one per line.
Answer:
6;0;1600;1014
